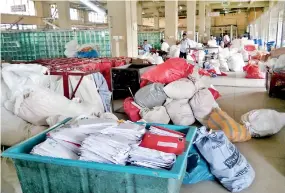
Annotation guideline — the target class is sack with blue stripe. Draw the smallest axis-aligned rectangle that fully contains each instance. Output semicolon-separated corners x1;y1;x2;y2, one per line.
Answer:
195;127;255;192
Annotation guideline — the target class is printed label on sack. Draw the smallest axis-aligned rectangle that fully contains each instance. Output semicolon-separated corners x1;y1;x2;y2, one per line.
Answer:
235;163;250;177
157;141;178;148
224;148;240;169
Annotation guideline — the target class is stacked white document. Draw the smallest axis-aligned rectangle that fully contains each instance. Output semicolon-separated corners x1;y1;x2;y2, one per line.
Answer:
128;146;176;169
100;122;146;141
31;138;79;160
80;134;136;165
148;126;184;138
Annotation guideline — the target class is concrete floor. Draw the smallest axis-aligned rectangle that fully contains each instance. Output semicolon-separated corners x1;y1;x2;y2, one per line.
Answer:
181;85;285;193
2;75;285;193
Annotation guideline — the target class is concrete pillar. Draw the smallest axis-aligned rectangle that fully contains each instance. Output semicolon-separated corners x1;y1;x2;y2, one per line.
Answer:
187;0;196;40
198;1;206;42
137;2;142;26
165;0;178;45
57;1;71;29
84;11;89;23
154;10;159;29
108;0;138;57
205;5;211;40
35;1;51;18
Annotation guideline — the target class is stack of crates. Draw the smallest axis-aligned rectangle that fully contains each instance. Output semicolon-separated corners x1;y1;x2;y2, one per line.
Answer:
1;30;111;61
138;31;163;49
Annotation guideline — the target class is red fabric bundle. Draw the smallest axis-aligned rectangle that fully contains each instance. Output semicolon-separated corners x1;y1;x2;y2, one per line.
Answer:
208;87;221;100
141;58;194;84
245;65;265;79
123;97;141;122
140;133;185;155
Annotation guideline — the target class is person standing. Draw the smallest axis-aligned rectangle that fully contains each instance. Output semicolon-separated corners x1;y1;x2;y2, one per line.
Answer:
179;33;196;59
223;31;230;47
142;40;152;53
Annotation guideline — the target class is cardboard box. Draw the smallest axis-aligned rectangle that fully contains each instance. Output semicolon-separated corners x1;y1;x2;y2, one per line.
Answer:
131;58;149;64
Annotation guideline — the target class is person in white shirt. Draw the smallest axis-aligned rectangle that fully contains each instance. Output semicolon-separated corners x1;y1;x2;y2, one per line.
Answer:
179;33;196;59
208;35;217;47
160;39;169;52
223;31;231;47
158;39;170;60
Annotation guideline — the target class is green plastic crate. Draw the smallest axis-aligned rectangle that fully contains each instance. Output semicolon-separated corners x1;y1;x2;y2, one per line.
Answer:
1;30;111;61
2;119;197;193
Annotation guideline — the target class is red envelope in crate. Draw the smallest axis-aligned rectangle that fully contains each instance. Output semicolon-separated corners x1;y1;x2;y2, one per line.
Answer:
140;133;185;155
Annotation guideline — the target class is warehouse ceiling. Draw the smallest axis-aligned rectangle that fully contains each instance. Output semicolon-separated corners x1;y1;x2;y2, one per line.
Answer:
71;0;269;18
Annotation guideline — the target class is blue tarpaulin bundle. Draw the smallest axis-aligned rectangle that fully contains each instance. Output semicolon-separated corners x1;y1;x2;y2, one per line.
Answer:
183;145;215;185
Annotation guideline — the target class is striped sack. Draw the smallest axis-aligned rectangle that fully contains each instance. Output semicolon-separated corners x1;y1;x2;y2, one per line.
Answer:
207;108;251;142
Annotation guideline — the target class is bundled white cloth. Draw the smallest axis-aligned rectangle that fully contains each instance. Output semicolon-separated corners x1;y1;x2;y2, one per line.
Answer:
31;138;79;160
128;146;176;169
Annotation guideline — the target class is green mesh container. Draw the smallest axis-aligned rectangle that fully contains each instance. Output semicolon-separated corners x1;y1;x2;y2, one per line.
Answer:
2;119;197;193
138;31;163;49
1;30;111;61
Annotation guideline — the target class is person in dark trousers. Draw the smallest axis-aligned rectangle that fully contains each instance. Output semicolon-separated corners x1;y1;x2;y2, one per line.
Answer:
179;33;196;59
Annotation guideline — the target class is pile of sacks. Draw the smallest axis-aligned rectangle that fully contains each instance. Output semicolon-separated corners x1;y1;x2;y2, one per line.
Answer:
124;58;220;126
1;63;108;147
137;52;164;65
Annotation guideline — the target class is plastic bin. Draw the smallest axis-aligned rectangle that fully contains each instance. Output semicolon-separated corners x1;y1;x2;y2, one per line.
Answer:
266;41;275;52
2;119;197;193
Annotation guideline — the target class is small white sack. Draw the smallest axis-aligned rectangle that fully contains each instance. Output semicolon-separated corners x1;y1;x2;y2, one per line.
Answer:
241;109;285;137
163;78;196;99
274;54;285;70
189;89;215;125
228;53;245;72
140;106;170;124
219;59;230;72
164;98;195;126
64;40;79;58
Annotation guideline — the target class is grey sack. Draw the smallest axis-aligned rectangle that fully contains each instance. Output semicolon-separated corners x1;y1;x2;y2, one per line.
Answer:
195;127;255;192
134;83;167;108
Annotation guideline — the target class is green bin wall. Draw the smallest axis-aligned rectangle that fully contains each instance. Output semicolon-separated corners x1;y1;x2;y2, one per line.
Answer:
138;31;163;49
1;30;111;61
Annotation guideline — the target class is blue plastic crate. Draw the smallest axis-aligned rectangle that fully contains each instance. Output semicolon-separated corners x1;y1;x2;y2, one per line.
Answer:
2;119;197;193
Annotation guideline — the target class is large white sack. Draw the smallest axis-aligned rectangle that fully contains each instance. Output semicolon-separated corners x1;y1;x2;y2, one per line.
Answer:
164;98;195;126
230;39;242;49
140;106;170;124
241;49;249;62
241;109;285;137
14;87;102;126
219;59;230;72
1;64;49;91
1;79;9;106
69;75;104;112
228;53;245;72
163;78;196;99
209;59;221;75
189;89;216;125
265;58;277;69
1;107;47;146
219;48;230;60
169;45;180;58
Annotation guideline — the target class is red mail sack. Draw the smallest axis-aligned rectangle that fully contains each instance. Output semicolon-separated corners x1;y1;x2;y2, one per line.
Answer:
140;133;185;155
